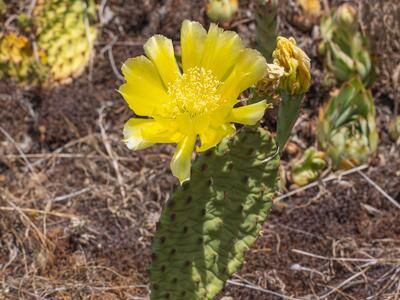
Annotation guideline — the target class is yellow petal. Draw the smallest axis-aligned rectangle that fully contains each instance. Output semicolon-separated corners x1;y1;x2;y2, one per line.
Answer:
273;36;311;94
170;135;197;183
144;35;181;86
123;118;181;150
229;100;268;125
197;124;236;152
181;20;207;72
218;48;267;103
119;56;170;116
123;118;155;150
200;23;244;80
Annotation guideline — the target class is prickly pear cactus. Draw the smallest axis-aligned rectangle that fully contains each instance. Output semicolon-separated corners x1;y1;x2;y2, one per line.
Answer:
0;32;46;84
317;77;378;169
33;0;97;82
255;0;278;61
147;33;310;300
151;127;279;300
0;0;97;85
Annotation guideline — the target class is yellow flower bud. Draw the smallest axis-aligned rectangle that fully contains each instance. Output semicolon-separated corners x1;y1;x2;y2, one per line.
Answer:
273;36;311;94
206;0;238;22
336;3;358;31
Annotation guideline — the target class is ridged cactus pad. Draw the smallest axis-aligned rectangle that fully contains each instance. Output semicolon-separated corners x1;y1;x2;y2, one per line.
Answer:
150;127;279;300
34;0;97;82
255;0;278;61
0;0;97;85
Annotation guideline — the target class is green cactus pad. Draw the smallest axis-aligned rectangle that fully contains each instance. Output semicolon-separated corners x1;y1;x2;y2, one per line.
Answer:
276;90;303;152
150;127;279;300
33;0;97;82
255;0;278;61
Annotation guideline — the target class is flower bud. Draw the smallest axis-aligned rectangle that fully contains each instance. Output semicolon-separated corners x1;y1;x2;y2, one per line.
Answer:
206;0;238;22
273;36;311;94
336;3;358;31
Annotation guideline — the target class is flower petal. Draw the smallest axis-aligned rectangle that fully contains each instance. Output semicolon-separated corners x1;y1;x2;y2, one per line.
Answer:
170;135;197;183
228;100;269;125
123;118;181;150
119;56;170;116
218;48;267;103
144;35;181;86
197;124;236;152
200;23;244;80
181;20;207;72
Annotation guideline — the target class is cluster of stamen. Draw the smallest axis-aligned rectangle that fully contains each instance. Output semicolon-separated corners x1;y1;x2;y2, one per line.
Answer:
165;67;222;118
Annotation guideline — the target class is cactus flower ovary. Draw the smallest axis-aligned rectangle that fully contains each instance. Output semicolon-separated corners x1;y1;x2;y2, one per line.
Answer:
119;20;268;183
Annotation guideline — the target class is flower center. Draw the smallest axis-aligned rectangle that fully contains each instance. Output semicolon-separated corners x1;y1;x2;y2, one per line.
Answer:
165;67;222;118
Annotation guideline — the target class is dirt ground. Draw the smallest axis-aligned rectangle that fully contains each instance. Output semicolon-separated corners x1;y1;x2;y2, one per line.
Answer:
1;0;399;299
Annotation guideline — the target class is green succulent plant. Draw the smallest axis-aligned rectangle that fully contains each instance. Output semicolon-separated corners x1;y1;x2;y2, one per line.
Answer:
291;147;327;186
317;77;378;169
388;116;400;142
319;3;375;86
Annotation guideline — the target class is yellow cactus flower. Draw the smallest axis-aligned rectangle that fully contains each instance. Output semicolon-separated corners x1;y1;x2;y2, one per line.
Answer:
273;36;311;94
119;20;268;183
0;33;30;63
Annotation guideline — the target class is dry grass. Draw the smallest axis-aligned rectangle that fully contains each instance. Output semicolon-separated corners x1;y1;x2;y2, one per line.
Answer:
1;0;400;299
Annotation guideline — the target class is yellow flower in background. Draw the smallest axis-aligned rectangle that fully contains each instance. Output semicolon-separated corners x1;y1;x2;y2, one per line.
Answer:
273;36;311;94
0;33;30;63
120;20;268;183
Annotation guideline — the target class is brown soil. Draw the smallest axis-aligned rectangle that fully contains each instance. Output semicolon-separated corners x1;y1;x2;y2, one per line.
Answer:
1;0;399;299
